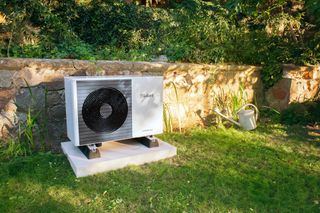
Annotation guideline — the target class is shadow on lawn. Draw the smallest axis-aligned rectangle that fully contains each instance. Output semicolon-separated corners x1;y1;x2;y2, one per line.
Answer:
257;101;320;148
256;123;320;148
0;132;319;212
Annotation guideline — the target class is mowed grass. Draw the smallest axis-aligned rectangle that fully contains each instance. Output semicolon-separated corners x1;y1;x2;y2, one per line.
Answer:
0;124;319;213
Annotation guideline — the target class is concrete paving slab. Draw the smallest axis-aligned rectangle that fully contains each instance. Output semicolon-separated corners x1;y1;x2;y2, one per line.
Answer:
61;138;177;177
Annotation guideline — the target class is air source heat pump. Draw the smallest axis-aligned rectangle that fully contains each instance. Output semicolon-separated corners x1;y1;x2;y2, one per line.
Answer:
64;76;163;154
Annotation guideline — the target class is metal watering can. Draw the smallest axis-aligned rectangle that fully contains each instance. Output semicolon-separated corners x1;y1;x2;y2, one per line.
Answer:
213;104;259;130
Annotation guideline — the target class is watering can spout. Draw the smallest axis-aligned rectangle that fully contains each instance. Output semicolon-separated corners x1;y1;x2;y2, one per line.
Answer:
213;108;241;127
213;104;259;130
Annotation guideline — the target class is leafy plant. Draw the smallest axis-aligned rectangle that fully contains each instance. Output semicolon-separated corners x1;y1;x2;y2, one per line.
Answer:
0;137;27;160
281;101;320;125
211;85;249;126
261;63;283;89
22;109;36;150
163;103;173;133
163;81;183;132
305;0;320;26
0;108;41;160
0;80;50;160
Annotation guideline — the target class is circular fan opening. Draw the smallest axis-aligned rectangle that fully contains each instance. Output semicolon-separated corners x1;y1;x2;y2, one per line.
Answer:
82;88;128;133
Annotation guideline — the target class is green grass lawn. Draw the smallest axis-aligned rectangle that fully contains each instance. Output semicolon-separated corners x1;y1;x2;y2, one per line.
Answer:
0;124;319;213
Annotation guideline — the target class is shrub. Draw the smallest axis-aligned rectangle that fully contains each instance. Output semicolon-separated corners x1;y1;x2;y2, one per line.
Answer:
0;0;319;88
281;101;320;125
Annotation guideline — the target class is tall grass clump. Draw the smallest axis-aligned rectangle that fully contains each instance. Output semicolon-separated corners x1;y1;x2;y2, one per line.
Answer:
211;85;249;127
0;82;49;160
163;81;183;133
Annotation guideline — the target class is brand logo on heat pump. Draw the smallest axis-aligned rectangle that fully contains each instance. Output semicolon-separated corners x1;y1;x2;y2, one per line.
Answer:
140;93;154;98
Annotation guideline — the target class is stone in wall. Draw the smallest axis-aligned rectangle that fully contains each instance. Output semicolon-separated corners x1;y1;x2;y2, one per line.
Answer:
0;88;17;139
0;88;16;109
266;79;291;110
14;60;77;87
283;64;320;79
0;100;17;140
16;87;46;113
46;89;67;147
0;70;15;87
266;64;320;111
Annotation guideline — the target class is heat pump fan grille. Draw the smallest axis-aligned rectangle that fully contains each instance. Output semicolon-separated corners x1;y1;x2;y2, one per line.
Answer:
82;88;128;133
77;80;132;145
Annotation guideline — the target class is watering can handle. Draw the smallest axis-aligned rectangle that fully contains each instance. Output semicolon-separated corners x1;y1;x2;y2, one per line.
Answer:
236;104;259;121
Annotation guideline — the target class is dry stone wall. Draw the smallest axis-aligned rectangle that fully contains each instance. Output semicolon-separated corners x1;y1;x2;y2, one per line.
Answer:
266;64;320;110
2;58;318;146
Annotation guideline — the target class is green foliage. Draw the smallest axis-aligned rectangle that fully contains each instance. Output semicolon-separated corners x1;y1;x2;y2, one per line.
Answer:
0;109;38;161
259;106;281;124
305;0;320;26
212;84;249;126
281;101;320;125
0;138;28;160
0;0;320;88
71;0;158;47
0;82;49;160
261;63;283;89
163;81;183;132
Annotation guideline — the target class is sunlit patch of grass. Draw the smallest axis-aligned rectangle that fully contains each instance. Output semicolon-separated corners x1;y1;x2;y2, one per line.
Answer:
0;124;319;212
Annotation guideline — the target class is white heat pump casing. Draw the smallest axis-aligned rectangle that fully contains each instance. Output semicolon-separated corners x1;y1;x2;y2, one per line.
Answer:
65;76;163;146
